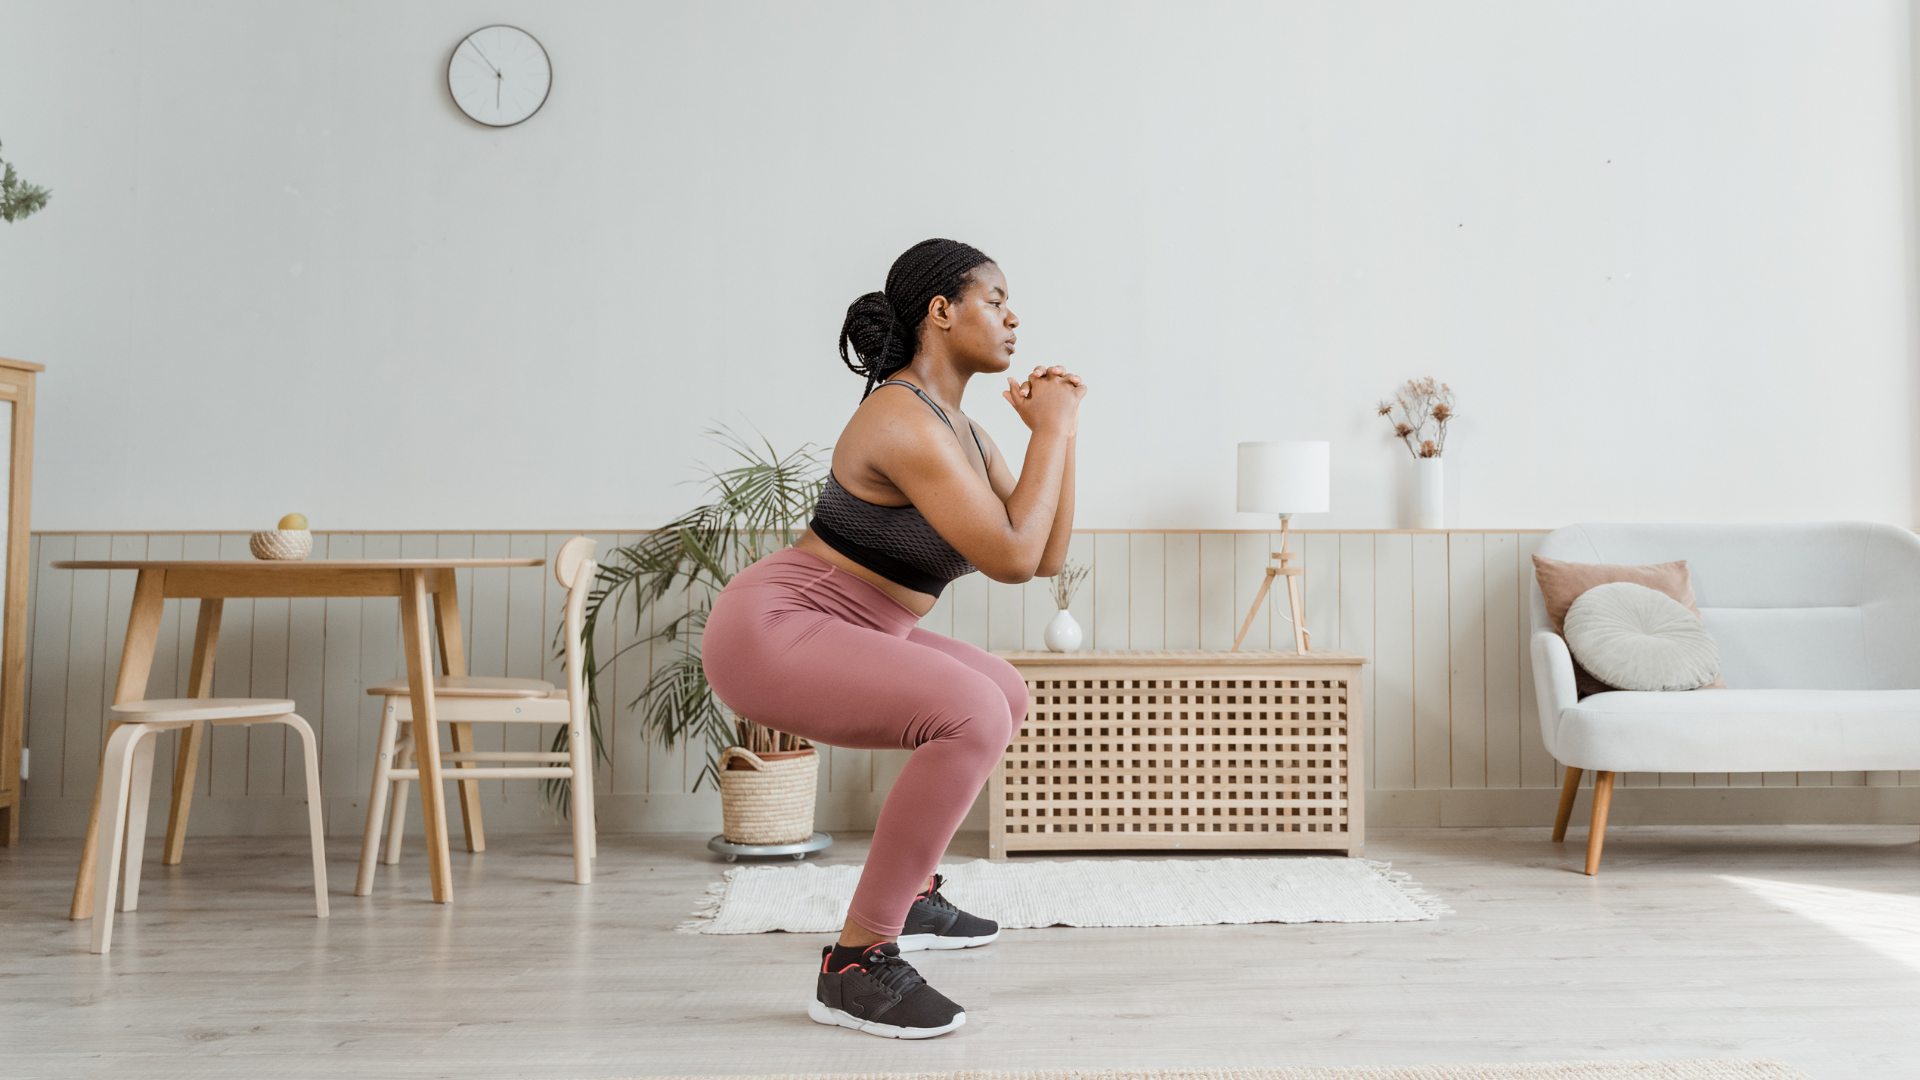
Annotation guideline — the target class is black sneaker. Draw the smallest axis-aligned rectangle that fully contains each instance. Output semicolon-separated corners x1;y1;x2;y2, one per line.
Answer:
810;942;967;1039
897;874;1000;952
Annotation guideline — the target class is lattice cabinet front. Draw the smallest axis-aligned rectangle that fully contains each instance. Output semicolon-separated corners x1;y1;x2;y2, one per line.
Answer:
987;650;1366;858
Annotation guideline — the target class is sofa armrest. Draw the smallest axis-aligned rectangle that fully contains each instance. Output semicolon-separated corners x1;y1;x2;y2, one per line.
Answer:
1530;630;1578;758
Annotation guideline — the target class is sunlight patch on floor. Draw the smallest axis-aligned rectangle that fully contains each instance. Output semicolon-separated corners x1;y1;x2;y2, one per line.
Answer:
1722;875;1920;973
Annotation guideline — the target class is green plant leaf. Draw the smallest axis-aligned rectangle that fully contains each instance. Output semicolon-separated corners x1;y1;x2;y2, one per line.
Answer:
553;425;827;814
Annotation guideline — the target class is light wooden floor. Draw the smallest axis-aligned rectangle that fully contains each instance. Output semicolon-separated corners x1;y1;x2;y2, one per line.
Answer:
2;825;1917;1080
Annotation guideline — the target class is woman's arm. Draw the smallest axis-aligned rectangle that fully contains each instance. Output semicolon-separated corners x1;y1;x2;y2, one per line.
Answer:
877;375;1081;583
1034;436;1075;577
978;368;1080;579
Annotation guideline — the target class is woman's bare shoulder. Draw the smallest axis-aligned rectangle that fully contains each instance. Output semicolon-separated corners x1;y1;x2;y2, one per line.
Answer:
831;388;955;492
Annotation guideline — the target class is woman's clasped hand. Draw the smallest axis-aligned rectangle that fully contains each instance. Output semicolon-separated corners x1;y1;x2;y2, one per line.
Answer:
1004;364;1089;437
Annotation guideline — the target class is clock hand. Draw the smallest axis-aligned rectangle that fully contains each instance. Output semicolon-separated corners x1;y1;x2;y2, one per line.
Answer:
465;39;501;76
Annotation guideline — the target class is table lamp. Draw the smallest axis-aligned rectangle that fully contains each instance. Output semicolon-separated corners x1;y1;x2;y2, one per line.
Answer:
1233;441;1330;652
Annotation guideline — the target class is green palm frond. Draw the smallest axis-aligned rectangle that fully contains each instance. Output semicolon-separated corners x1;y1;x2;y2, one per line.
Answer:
548;426;827;812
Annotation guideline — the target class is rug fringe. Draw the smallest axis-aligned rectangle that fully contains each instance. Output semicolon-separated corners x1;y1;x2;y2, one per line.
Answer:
1360;859;1452;919
675;869;740;933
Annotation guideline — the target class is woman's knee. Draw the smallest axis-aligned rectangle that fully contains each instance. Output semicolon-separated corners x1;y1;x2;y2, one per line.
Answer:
985;655;1029;727
913;672;1013;757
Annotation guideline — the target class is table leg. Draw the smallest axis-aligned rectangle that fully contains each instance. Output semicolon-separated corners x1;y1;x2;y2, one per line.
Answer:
162;598;222;865
432;571;484;853
400;569;453;903
70;569;168;921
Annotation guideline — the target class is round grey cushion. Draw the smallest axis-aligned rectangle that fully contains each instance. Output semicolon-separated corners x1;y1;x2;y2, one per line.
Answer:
1563;581;1721;692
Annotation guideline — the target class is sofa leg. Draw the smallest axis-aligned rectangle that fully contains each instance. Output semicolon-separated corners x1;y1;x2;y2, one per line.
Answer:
1585;771;1615;876
1552;765;1583;842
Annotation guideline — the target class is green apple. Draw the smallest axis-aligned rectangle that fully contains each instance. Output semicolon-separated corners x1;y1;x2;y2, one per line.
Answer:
278;513;309;531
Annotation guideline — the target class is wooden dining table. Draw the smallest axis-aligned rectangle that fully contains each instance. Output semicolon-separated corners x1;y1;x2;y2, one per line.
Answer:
57;556;545;918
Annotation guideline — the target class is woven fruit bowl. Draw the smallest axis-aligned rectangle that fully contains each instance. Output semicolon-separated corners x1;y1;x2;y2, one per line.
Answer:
250;529;313;561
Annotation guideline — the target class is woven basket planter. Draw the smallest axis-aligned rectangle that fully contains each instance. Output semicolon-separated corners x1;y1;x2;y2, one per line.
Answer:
718;746;818;845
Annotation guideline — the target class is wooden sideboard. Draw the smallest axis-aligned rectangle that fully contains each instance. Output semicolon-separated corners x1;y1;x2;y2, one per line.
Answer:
0;358;40;844
988;649;1366;859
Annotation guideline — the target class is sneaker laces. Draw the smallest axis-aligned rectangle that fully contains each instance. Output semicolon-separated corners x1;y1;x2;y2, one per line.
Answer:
861;948;927;997
916;874;957;914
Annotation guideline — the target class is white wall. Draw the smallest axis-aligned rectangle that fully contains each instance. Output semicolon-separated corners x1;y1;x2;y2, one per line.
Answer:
0;1;1913;532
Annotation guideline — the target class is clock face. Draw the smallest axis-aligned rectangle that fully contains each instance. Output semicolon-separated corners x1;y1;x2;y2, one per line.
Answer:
448;25;551;127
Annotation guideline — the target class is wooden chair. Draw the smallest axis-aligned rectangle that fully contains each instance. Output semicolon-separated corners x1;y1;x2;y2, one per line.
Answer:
90;698;327;954
355;537;598;893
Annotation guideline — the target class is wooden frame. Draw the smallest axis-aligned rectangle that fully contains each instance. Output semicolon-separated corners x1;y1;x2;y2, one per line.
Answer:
989;649;1367;858
0;357;40;845
53;556;542;918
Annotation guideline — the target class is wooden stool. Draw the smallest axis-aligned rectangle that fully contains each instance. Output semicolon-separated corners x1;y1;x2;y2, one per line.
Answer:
91;698;328;954
355;537;599;894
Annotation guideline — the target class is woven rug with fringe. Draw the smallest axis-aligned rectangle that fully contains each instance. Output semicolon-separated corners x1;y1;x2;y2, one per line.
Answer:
680;857;1447;934
588;1063;1806;1080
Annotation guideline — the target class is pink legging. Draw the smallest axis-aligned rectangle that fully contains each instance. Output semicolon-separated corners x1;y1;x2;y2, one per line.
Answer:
702;547;1025;936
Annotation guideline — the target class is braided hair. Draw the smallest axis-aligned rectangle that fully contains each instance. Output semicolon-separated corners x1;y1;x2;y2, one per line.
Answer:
839;238;995;399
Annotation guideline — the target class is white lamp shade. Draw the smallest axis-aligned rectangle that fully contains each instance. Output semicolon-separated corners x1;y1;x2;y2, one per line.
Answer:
1237;441;1330;515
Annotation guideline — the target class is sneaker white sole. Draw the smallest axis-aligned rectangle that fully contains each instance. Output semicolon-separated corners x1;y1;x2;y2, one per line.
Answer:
896;928;1001;952
808;999;966;1039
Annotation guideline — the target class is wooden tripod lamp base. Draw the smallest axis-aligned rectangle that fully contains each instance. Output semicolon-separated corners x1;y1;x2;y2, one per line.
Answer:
1232;440;1329;654
1233;516;1308;652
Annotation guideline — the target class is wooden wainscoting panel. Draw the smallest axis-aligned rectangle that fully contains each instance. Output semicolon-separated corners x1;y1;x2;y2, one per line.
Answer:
1091;532;1130;649
1482;533;1522;790
1162;532;1200;651
16;529;1918;839
1302;531;1341;657
60;534;113;802
1447;532;1487;790
1514;531;1555;788
988;577;1026;652
1197;531;1238;652
1127;533;1165;651
1371;533;1414;792
1411;533;1451;790
1336;532;1377;791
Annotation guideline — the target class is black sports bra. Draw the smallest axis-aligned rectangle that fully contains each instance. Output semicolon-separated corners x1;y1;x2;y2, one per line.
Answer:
808;380;984;597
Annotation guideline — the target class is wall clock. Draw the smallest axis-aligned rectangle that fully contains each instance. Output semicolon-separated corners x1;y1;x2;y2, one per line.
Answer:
447;25;551;127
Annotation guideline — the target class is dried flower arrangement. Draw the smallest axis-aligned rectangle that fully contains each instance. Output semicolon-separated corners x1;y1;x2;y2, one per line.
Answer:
1376;378;1456;459
1050;560;1089;610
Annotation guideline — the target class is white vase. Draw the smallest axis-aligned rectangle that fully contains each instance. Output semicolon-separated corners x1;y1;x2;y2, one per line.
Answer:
1044;608;1083;652
1417;457;1445;529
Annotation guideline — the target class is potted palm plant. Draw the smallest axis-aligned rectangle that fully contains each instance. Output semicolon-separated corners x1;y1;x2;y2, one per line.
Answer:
566;429;828;848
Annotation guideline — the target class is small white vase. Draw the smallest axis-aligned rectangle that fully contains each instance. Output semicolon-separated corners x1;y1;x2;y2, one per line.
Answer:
1417;457;1445;530
1044;608;1083;652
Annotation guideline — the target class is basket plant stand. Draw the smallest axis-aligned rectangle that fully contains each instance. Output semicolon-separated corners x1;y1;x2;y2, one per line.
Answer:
708;833;834;862
989;649;1367;858
710;745;833;862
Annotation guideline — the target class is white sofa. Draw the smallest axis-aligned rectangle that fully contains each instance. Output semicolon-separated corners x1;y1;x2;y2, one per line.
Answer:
1530;522;1920;873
